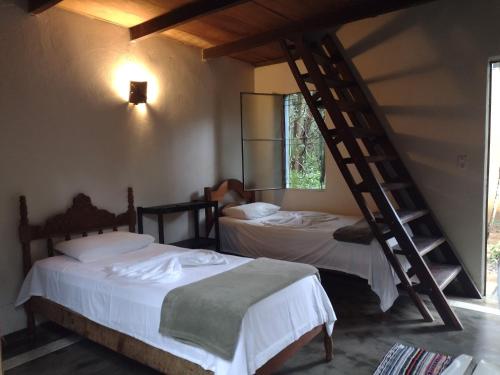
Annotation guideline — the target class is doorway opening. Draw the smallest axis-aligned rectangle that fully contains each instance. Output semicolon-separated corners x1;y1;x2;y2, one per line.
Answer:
487;61;500;304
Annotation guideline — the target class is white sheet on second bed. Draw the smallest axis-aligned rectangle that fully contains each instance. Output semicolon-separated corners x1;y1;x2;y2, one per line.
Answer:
220;211;409;312
16;243;336;375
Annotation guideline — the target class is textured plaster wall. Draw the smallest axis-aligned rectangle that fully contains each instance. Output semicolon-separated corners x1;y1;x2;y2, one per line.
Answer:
255;0;499;291
0;1;253;334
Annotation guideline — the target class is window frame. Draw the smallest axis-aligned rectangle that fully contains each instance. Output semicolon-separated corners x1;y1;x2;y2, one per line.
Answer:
240;92;286;192
283;92;327;191
484;59;500;297
239;91;326;192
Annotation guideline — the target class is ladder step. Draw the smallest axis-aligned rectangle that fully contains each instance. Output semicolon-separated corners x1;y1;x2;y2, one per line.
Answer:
308;41;343;63
328;127;385;139
311;49;334;65
380;181;412;191
336;100;369;113
343;155;398;164
431;263;463;290
376;209;429;225
393;236;446;256
302;73;355;89
417;263;462;291
397;209;429;224
317;99;369;112
357;181;412;192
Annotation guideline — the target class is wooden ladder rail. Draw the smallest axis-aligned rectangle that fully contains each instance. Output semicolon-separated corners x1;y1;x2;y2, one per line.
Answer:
281;34;470;330
305;35;464;329
280;38;434;325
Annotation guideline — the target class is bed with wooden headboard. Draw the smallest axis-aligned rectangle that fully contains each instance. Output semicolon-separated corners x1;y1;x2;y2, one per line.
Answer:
17;188;333;375
204;179;411;313
204;179;256;235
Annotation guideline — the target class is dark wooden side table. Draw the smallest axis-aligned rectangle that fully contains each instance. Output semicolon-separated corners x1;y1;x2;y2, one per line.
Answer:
137;201;220;251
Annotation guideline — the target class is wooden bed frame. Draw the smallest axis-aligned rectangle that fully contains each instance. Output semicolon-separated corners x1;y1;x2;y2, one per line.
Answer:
204;179;255;234
18;188;333;375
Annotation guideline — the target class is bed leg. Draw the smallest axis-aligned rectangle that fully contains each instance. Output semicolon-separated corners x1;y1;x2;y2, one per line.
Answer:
25;302;36;341
323;324;333;362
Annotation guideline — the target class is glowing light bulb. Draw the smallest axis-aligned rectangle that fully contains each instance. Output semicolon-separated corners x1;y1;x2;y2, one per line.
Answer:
112;59;159;105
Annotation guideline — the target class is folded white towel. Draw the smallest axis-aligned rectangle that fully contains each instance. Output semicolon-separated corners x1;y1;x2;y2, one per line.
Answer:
107;254;182;283
179;249;228;267
106;249;227;283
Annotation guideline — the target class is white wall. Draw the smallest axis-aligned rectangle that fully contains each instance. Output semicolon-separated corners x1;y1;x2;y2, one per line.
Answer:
255;0;499;291
0;1;253;334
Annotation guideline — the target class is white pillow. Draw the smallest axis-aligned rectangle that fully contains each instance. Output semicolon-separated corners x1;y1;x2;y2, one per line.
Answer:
222;202;280;220
55;231;155;263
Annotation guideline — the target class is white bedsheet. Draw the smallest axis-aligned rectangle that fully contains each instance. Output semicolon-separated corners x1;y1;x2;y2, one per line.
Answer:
16;243;336;375
220;211;409;312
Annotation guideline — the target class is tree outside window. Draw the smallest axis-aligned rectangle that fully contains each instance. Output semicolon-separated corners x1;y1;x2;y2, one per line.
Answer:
284;93;326;190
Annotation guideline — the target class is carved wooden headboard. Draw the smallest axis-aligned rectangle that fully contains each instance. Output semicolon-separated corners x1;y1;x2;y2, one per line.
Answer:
18;188;136;276
203;179;256;234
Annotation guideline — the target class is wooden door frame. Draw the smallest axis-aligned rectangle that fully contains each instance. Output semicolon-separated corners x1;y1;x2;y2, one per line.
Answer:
484;58;500;297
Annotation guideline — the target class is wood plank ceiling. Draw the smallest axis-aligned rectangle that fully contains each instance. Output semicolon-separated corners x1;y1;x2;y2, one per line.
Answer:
32;0;432;66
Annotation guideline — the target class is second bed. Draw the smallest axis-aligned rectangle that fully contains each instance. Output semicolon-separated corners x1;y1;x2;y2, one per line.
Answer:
205;179;409;312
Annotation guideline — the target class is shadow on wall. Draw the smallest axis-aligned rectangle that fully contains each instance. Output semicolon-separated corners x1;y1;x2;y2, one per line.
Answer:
337;0;492;192
335;0;500;290
343;2;492;97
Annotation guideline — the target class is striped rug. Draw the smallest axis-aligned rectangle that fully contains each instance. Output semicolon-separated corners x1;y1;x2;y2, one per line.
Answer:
374;343;453;375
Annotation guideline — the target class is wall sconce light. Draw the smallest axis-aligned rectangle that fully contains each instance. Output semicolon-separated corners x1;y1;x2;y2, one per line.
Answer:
129;81;147;105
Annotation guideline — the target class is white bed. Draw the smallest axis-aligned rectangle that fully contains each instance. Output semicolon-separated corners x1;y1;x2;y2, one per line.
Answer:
219;210;409;312
16;243;336;375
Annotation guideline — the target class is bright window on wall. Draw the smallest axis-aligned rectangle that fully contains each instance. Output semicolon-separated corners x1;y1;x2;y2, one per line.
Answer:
284;93;326;190
240;92;325;191
487;61;500;303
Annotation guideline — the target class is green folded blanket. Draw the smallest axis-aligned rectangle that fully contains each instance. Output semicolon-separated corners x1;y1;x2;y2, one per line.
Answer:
159;257;319;360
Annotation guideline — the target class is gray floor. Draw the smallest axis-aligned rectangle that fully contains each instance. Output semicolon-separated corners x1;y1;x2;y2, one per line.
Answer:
4;273;500;374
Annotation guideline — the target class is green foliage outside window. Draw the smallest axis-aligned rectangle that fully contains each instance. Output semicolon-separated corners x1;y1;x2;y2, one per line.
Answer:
489;242;500;264
285;93;326;190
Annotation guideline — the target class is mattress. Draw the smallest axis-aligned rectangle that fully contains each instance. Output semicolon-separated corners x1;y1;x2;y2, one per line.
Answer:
16;243;336;375
220;211;409;312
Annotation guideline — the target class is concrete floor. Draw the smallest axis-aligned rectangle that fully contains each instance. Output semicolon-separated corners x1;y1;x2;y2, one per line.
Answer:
278;273;500;374
4;272;500;374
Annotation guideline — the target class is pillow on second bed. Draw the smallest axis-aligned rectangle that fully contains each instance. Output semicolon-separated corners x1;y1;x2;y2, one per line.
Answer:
222;202;280;220
55;231;155;263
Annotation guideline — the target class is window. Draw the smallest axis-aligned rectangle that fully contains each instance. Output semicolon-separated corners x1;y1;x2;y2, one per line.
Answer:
240;92;325;191
241;93;284;191
487;61;500;303
284;93;326;190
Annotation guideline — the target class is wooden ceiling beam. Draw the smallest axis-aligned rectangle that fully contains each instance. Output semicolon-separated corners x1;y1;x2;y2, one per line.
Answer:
28;0;63;14
203;0;434;59
130;0;252;41
253;56;288;67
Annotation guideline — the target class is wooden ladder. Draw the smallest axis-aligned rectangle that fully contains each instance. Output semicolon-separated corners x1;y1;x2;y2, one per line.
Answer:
281;33;481;330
